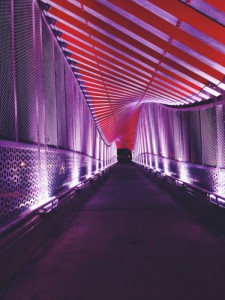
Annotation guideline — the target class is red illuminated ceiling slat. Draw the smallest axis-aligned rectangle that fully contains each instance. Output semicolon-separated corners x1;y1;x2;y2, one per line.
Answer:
144;95;174;104
81;71;193;105
145;81;186;101
97;107;128;115
106;93;140;100
74;34;205;86
77;68;134;91
75;64;143;90
50;6;207;90
86;90;134;99
148;86;182;102
108;0;225;70
67;49;148;88
69;44;151;85
98;112;125;121
76;74;102;86
106;88;139;96
148;0;225;45
55;21;200;94
82;0;225;76
151;78;191;98
76;55;148;88
59;25;195;95
83;84;106;91
204;0;225;14
50;5;219;88
98;110;126;123
90;103;126;108
66;38;153;88
92;112;125;119
64;49;147;85
147;73;192;95
60;29;191;98
98;116;114;126
80;74;140;94
86;90;107;95
77;59;146;89
83;84;109;92
105;89;138;97
145;91;177;103
78;70;145;93
93;109;117;116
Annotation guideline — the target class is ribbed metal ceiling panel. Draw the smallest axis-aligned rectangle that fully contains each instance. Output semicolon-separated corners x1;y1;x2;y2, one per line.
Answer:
39;0;225;149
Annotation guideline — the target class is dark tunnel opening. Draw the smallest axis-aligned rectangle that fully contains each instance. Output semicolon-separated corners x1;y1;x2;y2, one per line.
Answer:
117;148;132;163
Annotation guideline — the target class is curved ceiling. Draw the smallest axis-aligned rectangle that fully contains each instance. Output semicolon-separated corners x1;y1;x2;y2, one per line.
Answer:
39;0;225;149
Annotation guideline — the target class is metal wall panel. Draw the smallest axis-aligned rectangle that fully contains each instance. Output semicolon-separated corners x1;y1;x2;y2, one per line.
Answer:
173;111;182;161
42;18;57;147
34;3;45;145
189;110;202;164
164;108;175;159
0;146;40;223
65;63;74;151
73;84;80;152
74;89;82;152
216;104;225;168
133;101;225;198
14;0;38;143
0;0;117;227
180;112;190;162
79;90;85;153
201;107;217;167
82;103;88;155
55;44;67;149
0;1;15;140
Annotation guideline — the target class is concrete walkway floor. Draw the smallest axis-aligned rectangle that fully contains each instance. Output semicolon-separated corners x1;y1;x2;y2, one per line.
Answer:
2;163;225;300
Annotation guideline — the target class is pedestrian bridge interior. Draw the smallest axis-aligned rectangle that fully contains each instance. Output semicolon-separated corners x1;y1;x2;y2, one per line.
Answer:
1;0;225;298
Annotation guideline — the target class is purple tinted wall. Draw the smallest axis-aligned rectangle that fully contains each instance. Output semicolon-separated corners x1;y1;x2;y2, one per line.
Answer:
0;0;117;226
133;102;225;198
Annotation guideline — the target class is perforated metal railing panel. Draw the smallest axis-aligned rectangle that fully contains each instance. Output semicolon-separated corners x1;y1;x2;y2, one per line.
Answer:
0;146;40;223
65;62;75;151
15;0;38;144
34;2;46;145
0;1;15;141
189;110;202;164
133;102;225;197
74;89;82;152
201;107;217;167
180;112;190;163
216;104;225;169
0;0;117;227
55;43;67;149
42;17;58;147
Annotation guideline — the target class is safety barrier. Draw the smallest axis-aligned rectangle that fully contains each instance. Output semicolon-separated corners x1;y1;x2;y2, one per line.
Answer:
133;102;225;207
0;0;117;227
0;162;117;288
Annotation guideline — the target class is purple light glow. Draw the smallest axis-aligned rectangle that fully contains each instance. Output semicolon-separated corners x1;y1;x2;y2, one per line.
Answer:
0;0;116;226
133;102;225;203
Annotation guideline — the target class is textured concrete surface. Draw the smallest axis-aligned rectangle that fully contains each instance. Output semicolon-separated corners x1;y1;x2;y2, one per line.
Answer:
2;163;225;300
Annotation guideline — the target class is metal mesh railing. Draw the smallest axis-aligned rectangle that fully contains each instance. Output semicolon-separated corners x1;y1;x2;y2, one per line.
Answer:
0;1;16;140
42;17;58;147
15;0;38;143
0;0;117;226
133;102;225;197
